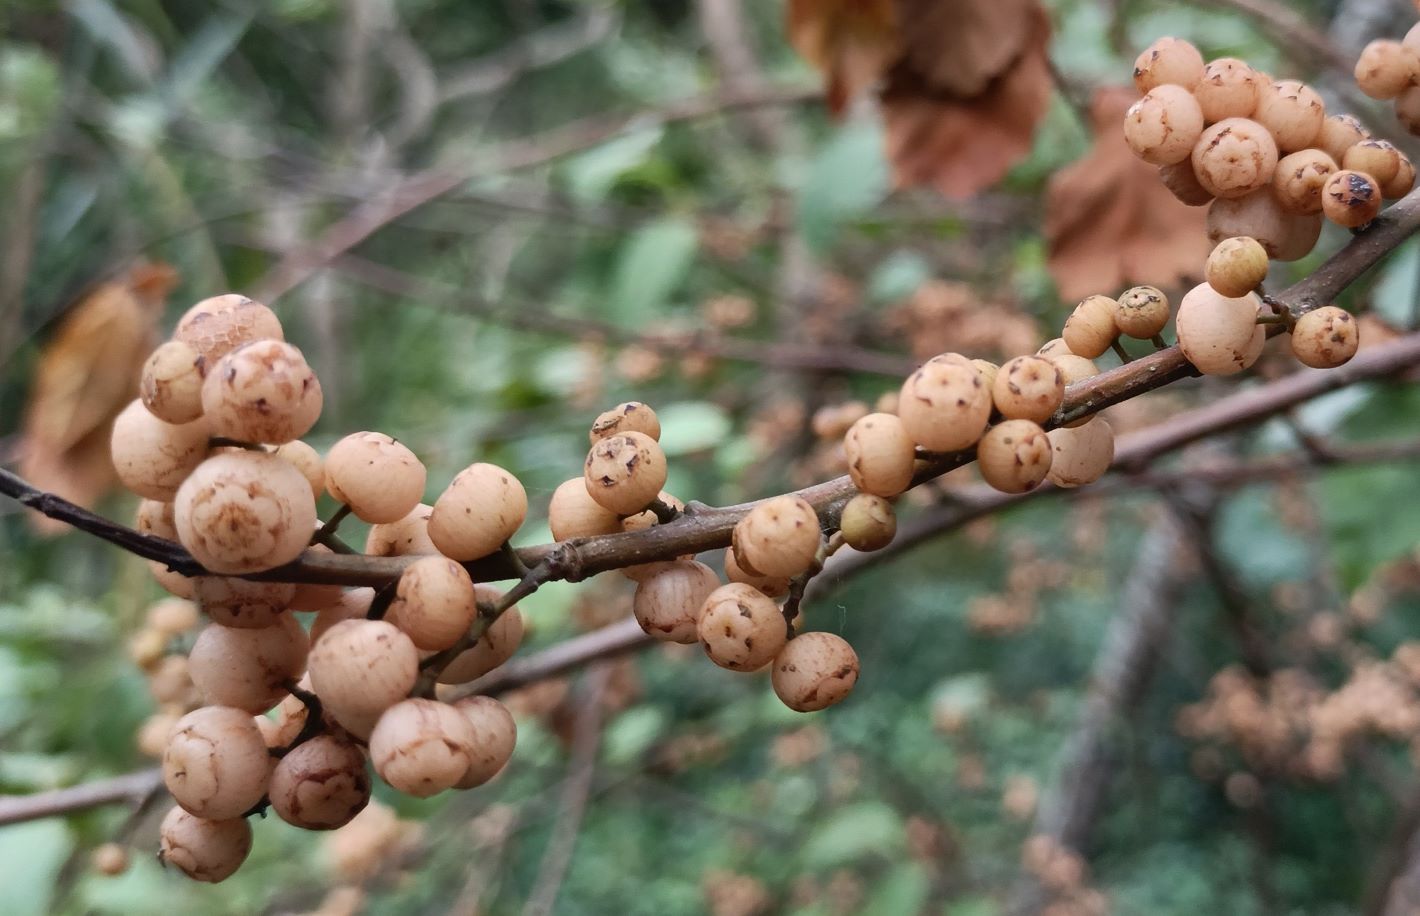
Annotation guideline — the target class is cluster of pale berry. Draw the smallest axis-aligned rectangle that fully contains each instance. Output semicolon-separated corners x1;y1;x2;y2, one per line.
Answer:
108;293;868;883
1119;37;1378;376
560;407;862;709
1127;36;1415;240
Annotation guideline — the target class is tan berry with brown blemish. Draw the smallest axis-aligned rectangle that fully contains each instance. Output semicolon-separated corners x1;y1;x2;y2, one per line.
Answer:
971;359;1000;391
141;340;207;424
1276;212;1324;262
1175;283;1265;376
1158;160;1214;206
1273;149;1337;214
1115;286;1171;339
1383;155;1416;198
547;478;622;541
1317;114;1371;162
438;585;524;684
162;706;271;820
269;734;371;830
1063;295;1119;359
188;614;309;713
1342;139;1403;187
324;432;426;524
111;399;210;502
136;498;195;598
697;583;788;671
1047;419;1117;488
897;354;992;452
451;696;517;789
839;493;897;552
201;339;322;445
1396;85;1420;137
386;556;477;651
732;494;822;579
992;355;1064;423
1355;39;1420;100
365;503;439;557
1191;118;1278;199
307;619;418;734
771;632;860;712
590;401;661;443
174;451;316;575
368;698;476;797
270;440;324;500
1252;79;1324;152
724;547;791;598
158;807;252;883
843;412;916;497
193;576;295;629
1193;58;1261;122
978;420;1053;494
1206;189;1293;257
173;294;283;363
1322;170;1382;228
1291;306;1359;368
633;560;721;644
1123;85;1204;166
1206;236;1270;298
429;463;528;560
582;431;667;516
1133;36;1205;93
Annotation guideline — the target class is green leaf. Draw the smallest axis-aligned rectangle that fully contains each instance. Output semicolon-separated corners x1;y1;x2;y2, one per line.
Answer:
864;863;931;914
0;820;70;916
608;216;699;324
1320;462;1420;590
867;251;931;304
1372;238;1419;327
801;801;904;869
603;706;669;766
797;121;888;253
562;125;665;205
946;895;1002;916
656;401;731;457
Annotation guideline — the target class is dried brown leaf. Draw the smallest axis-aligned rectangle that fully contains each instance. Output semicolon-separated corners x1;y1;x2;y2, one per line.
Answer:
894;0;1036;97
881;3;1053;199
1045;87;1210;301
787;0;899;115
18;262;176;534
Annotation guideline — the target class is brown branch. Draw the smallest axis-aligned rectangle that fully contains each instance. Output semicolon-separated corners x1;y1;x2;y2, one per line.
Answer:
6;437;1417;828
0;769;164;829
6;191;1420;595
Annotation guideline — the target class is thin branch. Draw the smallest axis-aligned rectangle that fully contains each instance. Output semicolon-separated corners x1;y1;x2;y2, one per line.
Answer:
4;190;1420;595
0;769;164;829
8;434;1419;829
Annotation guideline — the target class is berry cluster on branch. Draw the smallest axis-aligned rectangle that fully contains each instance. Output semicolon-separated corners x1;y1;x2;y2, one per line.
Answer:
7;31;1420;886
